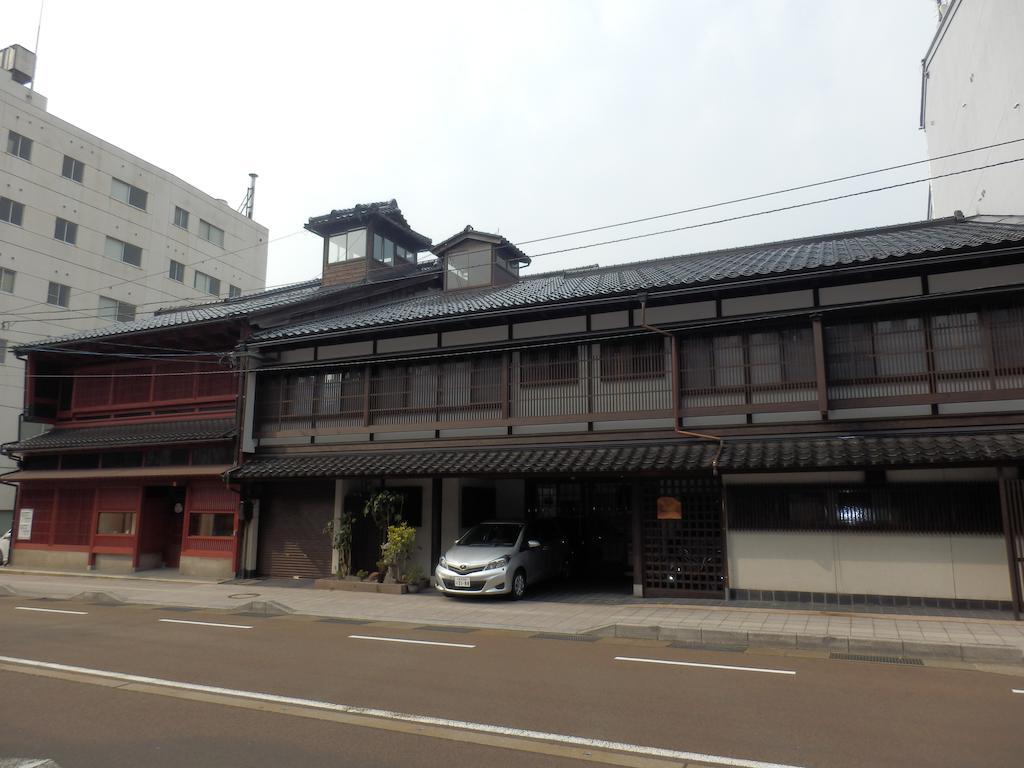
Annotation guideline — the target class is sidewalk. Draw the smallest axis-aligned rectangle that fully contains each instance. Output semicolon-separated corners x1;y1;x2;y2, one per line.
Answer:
3;571;1023;664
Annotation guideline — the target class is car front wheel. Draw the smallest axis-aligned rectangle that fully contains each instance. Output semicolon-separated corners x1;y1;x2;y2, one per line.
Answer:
509;569;526;600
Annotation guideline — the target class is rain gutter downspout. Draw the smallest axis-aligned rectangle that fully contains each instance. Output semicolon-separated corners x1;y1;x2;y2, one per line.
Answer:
639;296;724;475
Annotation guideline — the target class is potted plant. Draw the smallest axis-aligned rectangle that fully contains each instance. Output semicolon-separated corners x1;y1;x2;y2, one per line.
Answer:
363;489;405;552
380;522;417;584
322;510;354;579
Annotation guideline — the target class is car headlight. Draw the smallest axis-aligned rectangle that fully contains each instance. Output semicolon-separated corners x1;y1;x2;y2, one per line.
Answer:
486;555;510;571
438;556;448;569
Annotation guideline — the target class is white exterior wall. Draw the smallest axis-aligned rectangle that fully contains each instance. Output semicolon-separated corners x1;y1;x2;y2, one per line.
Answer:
922;0;1024;216
728;531;1009;601
0;67;268;517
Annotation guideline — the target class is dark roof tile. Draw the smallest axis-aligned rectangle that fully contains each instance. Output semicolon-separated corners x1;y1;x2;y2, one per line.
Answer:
5;417;236;453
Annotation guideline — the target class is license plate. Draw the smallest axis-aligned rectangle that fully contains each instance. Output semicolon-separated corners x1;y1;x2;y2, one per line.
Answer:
454;575;471;588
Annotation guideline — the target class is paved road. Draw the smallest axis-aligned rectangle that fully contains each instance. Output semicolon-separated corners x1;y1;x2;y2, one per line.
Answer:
1;596;1022;768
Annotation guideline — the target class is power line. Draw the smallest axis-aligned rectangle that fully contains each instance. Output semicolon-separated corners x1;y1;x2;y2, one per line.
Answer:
515;136;1024;247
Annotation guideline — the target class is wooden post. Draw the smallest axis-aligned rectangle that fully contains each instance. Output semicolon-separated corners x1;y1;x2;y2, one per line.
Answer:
431;478;443;572
631;482;644;597
998;467;1023;620
811;315;828;417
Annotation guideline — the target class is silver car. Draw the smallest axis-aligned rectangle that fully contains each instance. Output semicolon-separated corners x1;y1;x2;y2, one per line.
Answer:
435;521;568;599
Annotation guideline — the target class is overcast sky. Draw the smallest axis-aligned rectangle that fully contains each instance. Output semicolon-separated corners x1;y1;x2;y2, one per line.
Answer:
8;1;942;289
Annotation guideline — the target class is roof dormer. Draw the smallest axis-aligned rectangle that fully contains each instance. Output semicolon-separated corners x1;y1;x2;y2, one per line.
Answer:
432;226;531;291
305;199;432;287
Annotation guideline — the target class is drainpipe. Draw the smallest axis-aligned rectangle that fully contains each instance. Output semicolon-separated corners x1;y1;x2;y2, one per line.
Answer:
639;296;724;475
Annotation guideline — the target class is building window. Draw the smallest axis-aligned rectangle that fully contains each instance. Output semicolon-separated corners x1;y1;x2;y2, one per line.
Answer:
98;296;136;323
0;267;14;293
168;259;185;282
0;338;6;363
0;196;25;226
105;236;143;267
326;228;367;264
97;512;136;535
446;247;491;289
600;338;666;381
188;513;234;537
6;130;32;160
372;233;398;265
47;281;70;308
62;155;84;183
54;217;78;244
228;284;241;298
194;270;220;296
110;177;148;210
173;206;190;229
199;219;224;247
520;346;579;386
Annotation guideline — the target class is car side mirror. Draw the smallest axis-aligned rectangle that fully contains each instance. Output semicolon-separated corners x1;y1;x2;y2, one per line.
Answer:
527;539;541;549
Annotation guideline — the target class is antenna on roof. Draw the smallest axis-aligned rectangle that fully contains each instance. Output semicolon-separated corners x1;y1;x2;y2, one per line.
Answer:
30;1;43;92
238;173;257;219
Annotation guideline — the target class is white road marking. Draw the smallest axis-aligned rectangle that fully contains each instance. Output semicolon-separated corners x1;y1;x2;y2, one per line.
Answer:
15;606;89;616
0;654;806;768
348;634;475;649
158;618;252;630
615;656;796;676
1013;689;1024;694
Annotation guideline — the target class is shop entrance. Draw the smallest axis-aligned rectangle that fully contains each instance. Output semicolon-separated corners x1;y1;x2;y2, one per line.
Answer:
139;486;186;569
526;480;634;591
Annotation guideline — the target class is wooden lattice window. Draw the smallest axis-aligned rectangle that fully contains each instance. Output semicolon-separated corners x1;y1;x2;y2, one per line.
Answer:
600;338;666;381
520;346;579;387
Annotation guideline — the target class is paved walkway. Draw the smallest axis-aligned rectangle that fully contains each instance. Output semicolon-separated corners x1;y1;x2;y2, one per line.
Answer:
3;571;1023;662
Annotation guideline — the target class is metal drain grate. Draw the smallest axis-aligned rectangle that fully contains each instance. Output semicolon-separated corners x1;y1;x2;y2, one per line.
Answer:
671;641;749;653
415;625;477;634
830;652;924;666
317;617;372;625
532;632;600;642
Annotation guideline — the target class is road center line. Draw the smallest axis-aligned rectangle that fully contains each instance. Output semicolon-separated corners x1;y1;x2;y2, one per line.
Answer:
15;606;89;616
348;634;475;649
159;618;252;630
615;656;796;676
0;654;805;768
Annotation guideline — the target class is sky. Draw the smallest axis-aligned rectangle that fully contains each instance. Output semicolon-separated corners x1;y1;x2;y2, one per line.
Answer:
7;0;942;290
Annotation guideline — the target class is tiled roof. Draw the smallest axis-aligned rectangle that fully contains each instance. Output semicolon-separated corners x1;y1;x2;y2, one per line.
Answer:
251;216;1024;342
227;430;1024;479
723;431;1024;471
5;417;236;453
15;280;324;352
228;442;718;480
305;199;432;248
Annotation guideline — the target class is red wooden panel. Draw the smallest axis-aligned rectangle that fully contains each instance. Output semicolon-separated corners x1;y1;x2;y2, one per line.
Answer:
152;362;196;402
187;482;238;513
53;488;94;546
111;365;152;405
17;488;55;544
96;486;141;512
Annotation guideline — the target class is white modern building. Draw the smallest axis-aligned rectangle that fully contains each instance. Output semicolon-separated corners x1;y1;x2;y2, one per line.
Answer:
0;44;269;532
921;0;1024;217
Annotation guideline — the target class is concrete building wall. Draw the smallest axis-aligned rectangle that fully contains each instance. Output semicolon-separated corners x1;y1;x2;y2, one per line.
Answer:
0;61;268;518
922;0;1024;216
728;532;1010;601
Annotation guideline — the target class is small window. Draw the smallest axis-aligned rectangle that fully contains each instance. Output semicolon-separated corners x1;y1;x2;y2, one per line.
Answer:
326;229;367;263
173;206;190;229
6;130;32;161
194;270;220;296
199;219;224;247
0;338;6;364
228;284;241;298
111;177;148;210
0;267;14;293
521;346;579;386
97;512;136;535
0;196;25;226
188;513;234;537
62;155;84;183
168;259;185;282
600;338;666;381
105;236;142;267
54;217;78;244
47;281;70;307
373;236;396;265
98;296;136;323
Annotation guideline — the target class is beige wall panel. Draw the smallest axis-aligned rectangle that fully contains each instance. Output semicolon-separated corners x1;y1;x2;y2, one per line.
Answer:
835;535;955;598
950;536;1012;601
727;532;838;592
818;277;922;306
721;290;813;317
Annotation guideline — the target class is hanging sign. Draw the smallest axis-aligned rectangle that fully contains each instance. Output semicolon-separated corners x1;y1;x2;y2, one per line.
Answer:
17;508;34;540
657;496;682;520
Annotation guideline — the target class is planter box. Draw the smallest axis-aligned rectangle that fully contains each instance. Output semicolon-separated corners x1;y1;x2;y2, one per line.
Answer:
313;579;407;594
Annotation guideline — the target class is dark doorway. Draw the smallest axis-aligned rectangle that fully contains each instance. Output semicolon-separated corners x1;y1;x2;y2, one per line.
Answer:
256;482;334;579
139;486;186;568
526;480;633;590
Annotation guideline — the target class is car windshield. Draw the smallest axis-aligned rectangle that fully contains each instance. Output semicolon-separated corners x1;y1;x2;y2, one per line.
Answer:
457;523;522;547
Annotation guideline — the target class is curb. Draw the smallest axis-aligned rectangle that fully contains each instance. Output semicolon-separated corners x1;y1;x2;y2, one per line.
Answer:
588;624;1024;664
